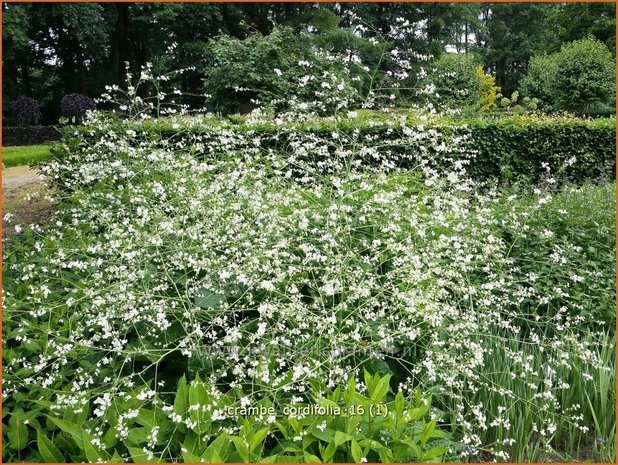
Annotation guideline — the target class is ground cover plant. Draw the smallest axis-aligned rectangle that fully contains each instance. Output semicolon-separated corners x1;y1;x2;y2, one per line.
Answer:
3;63;616;463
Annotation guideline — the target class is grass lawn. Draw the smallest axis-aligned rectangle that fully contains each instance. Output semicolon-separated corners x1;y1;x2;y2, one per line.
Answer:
1;144;52;167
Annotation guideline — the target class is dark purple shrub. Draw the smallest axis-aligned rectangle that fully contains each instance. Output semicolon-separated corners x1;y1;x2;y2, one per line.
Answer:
11;96;42;126
61;93;96;122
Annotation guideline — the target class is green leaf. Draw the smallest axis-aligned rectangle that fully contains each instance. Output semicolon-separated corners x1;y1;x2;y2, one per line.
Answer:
182;450;201;462
350;439;362;463
421;419;437;447
202;434;231;462
363;369;374;393
230;436;250;462
249;427;269;452
377;447;395;463
195;288;225;308
370;374;391;402
310;427;335;443
304;452;322;463
82;431;109;462
394;391;404;417
37;430;64;462
48;416;82;445
188;380;209;426
321;441;337;462
422;445;448;461
128;446;161;463
8;407;29;451
405;405;427;422
182;431;205;456
334;431;353;447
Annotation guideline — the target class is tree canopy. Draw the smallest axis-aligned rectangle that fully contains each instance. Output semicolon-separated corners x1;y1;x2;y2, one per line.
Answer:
3;2;616;122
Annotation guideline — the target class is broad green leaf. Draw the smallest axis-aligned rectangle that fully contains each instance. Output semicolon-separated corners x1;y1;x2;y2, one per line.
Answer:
334;431;353;447
128;446;161;463
405;406;427;422
82;431;109;462
195;288;225;308
394;391;404;417
8;408;29;451
249;427;270;452
182;450;201;463
422;445;448;461
377;447;395;463
174;375;189;416
37;430;64;462
304;452;322;463
370;374;391;402
230;436;250;462
182;431;205;456
48;416;82;445
311;427;335;443
421;419;437;447
321;441;337;462
202;434;231;462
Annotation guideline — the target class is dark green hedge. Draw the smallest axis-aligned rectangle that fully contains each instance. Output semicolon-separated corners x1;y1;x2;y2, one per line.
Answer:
3;125;61;146
455;117;616;181
58;113;616;183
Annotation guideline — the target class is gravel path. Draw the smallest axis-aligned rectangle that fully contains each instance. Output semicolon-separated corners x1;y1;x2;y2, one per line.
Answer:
2;166;43;192
2;166;53;238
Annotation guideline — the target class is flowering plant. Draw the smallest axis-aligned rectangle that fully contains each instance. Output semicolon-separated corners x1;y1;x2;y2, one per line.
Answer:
2;55;615;464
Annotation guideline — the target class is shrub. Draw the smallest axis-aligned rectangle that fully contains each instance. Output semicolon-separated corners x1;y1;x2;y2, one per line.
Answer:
60;93;96;122
418;53;482;109
476;64;500;111
204;26;363;115
553;38;616;113
11;96;42;126
519;54;559;111
60;112;616;184
5;108;613;462
520;38;616;114
2;125;60;146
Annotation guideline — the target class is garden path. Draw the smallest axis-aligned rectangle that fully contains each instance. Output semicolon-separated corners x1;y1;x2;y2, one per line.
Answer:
2;166;53;237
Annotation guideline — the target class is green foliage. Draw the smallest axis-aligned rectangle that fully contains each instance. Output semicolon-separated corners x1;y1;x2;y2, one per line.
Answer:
500;182;616;325
455;328;616;462
420;53;481;108
203;26;363;115
3;77;616;464
65;112;616;184
11;96;42;126
475;64;500;111
520;38;616;114
5;370;450;462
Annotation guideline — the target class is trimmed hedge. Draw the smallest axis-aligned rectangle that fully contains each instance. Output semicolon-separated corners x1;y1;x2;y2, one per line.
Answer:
3;125;61;146
56;112;616;183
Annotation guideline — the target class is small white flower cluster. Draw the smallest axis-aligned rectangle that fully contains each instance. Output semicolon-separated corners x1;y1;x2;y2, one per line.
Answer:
3;65;613;461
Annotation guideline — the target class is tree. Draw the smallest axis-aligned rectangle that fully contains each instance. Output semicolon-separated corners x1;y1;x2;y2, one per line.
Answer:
547;2;615;55
520;38;615;114
478;3;559;95
203;26;363;115
419;53;483;109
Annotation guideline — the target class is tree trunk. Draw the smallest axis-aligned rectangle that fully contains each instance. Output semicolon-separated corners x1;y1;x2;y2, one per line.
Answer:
110;2;129;85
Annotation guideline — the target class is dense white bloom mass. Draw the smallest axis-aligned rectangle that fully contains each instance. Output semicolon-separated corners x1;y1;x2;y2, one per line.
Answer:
3;79;614;461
